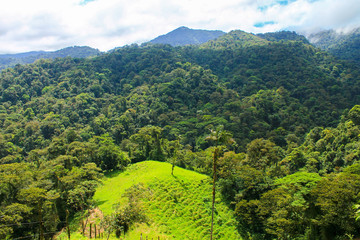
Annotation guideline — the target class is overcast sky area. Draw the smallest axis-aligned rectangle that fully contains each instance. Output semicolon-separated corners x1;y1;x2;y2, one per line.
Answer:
0;0;359;53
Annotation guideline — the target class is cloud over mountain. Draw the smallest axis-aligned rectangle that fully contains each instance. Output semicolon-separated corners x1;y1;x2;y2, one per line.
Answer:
0;0;359;53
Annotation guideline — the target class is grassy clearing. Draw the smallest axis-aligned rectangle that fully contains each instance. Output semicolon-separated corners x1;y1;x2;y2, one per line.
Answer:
94;161;206;215
87;161;241;239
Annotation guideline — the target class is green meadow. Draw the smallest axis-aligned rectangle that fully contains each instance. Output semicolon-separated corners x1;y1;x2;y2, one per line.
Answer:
85;161;241;240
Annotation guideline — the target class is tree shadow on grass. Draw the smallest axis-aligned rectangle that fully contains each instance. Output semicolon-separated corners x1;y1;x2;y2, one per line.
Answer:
94;200;108;207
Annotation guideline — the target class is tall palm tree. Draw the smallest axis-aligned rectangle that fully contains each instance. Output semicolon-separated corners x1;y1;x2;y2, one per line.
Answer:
206;125;234;240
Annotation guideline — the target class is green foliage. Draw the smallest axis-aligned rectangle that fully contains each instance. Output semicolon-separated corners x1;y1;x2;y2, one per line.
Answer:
259;172;322;239
0;158;102;238
111;192;147;236
234;114;360;239
349;105;360;125
129;126;165;162
311;172;360;237
0;30;359;239
355;204;360;221
92;135;130;170
245;138;284;175
0;203;31;239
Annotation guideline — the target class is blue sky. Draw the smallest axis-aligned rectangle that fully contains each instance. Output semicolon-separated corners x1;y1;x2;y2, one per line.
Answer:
0;0;359;53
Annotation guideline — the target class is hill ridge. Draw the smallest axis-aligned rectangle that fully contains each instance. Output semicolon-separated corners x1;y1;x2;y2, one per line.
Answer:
200;29;269;49
91;161;241;240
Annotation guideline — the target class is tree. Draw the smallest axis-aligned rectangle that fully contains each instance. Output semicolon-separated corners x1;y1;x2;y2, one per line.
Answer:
91;135;130;171
67;180;98;211
349;105;360;125
18;187;59;240
0;203;31;239
165;136;182;175
96;144;129;171
60;163;102;213
205;125;234;240
216;151;245;202
129;126;165;162
258;172;322;239
245;138;284;176
311;171;360;238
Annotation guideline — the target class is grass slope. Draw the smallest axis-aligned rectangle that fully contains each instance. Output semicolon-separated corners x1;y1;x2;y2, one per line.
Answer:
93;161;241;240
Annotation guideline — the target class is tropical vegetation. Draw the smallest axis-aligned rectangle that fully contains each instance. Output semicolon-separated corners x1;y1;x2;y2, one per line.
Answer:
0;30;360;239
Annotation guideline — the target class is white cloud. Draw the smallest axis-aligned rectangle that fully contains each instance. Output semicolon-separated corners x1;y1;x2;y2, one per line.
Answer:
0;0;359;53
300;0;360;33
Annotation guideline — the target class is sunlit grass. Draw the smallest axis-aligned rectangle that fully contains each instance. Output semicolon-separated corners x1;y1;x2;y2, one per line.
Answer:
94;161;207;214
90;161;241;239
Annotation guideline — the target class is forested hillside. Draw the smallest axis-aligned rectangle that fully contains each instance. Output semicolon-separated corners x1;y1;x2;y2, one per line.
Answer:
308;28;360;62
1;30;360;239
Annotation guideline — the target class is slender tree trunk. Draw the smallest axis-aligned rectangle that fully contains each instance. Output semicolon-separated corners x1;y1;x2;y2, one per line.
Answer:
171;162;175;175
66;210;71;240
210;147;219;240
38;202;44;240
90;223;92;239
83;210;90;235
171;145;178;176
106;228;111;240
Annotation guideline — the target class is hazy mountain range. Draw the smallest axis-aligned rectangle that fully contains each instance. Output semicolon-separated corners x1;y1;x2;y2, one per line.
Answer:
149;26;360;62
0;26;359;70
0;46;102;70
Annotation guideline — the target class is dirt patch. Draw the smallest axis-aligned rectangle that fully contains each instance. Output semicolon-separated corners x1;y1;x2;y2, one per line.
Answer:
81;207;105;238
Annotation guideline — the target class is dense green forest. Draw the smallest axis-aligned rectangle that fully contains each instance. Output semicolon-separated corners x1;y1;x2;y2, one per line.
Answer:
1;30;360;239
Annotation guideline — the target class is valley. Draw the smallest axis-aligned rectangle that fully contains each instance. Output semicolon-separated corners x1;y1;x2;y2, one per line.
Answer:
0;28;360;239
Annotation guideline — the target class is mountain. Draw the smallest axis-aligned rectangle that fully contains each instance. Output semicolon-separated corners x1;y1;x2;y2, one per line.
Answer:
148;26;226;46
307;27;360;61
200;30;269;49
0;46;102;70
201;30;309;51
1;29;360;240
0;51;46;59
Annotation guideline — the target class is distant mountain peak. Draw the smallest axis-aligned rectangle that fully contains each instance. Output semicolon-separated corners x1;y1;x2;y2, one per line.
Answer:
148;27;226;47
177;26;190;30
